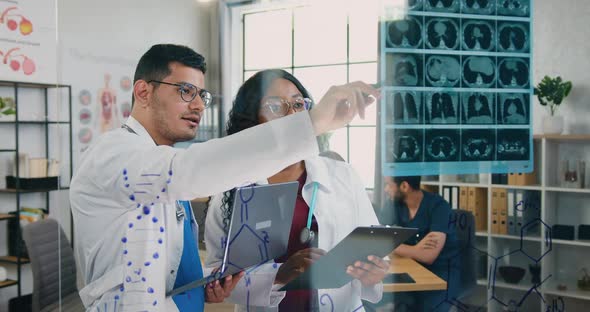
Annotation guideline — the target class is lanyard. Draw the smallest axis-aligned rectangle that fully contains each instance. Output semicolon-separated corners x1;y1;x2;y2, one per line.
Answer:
124;123;186;221
121;124;137;135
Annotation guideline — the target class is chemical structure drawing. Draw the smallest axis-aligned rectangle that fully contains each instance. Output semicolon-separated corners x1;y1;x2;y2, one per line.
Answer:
115;168;174;310
217;184;275;312
432;197;560;312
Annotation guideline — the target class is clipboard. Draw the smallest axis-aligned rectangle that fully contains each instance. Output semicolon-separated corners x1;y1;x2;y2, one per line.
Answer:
279;226;418;291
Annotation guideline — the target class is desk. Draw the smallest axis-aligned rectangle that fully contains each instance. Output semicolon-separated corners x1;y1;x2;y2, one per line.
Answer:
383;255;447;292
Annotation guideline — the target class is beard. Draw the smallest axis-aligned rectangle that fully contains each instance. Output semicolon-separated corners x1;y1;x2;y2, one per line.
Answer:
393;191;406;206
150;94;197;144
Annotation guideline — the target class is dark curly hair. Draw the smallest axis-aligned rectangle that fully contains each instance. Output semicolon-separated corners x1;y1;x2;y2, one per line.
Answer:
219;69;312;232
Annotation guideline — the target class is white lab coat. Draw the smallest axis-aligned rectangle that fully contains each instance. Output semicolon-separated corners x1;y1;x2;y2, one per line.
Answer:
204;156;383;312
70;113;319;311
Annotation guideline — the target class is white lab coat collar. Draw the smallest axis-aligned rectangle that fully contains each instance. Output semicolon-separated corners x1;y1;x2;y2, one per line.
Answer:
124;116;157;146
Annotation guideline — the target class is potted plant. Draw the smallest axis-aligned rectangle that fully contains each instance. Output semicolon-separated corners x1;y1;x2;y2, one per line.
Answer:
0;97;16;121
534;75;572;134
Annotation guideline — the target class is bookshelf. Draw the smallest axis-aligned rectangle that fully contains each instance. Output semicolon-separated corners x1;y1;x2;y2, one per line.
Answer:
421;135;590;311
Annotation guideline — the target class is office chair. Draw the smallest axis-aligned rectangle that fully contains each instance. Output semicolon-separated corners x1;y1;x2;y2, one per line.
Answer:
450;209;479;311
22;218;84;312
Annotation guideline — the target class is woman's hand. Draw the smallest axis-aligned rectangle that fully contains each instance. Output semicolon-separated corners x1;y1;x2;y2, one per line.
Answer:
274;248;327;285
346;255;390;287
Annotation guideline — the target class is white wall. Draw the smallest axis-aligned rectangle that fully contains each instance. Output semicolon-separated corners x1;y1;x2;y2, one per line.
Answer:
532;0;590;134
0;0;215;309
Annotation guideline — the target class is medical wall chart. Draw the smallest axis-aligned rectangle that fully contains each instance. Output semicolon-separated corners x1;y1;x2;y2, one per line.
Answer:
0;0;57;84
380;0;533;176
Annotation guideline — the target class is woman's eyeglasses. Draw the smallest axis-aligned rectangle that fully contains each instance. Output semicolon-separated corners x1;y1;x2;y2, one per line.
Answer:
148;80;212;108
261;97;312;117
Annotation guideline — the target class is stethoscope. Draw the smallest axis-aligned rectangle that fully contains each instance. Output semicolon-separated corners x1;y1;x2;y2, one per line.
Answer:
299;182;319;245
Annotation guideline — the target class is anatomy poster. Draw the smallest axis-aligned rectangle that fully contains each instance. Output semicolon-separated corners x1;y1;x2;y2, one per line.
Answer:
380;0;533;176
63;46;135;164
0;0;57;84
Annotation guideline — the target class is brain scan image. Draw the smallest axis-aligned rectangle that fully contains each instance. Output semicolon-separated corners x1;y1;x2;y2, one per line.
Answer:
387;17;423;49
388;129;424;162
497;0;530;17
388;54;422;86
498;22;529;52
498;93;528;124
498;57;529;88
426;92;459;124
426;18;459;50
462;20;495;51
424;0;460;12
426;55;461;87
461;0;495;15
462;92;494;124
425;129;460;161
388;91;423;124
461;129;495;161
463;56;496;88
497;129;529;160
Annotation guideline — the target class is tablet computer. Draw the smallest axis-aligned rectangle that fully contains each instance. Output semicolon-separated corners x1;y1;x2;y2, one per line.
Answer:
279;226;418;291
167;181;299;297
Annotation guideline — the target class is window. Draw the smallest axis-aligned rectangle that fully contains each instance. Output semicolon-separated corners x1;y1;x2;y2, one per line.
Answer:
240;2;379;189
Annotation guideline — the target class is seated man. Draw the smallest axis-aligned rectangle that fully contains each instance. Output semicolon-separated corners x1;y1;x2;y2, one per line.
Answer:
377;176;460;312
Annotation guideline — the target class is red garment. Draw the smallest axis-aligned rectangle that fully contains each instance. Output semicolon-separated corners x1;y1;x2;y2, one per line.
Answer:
277;170;319;311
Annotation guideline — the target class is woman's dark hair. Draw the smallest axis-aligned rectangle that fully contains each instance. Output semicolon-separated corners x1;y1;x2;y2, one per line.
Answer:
219;69;311;232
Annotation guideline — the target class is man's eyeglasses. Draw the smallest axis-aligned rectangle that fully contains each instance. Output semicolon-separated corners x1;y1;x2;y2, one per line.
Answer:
148;80;212;108
261;97;312;117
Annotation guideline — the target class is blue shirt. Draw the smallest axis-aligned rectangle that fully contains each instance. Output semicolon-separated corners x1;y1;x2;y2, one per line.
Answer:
172;201;205;311
382;191;461;300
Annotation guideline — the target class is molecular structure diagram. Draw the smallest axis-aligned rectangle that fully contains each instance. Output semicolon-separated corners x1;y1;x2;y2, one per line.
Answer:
226;184;367;312
113;168;173;311
432;196;564;312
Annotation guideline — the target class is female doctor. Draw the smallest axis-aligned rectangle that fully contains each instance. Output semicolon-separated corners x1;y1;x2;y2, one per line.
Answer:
205;69;389;312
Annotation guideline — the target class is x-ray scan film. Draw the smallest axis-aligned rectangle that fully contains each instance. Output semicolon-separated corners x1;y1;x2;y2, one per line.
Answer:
462;92;495;124
386;53;423;86
498;57;530;89
380;0;532;176
387;17;423;49
404;0;423;11
497;129;530;161
498;22;529;53
425;17;460;50
497;0;530;17
424;0;460;13
497;93;528;124
462;19;495;51
387;91;423;124
461;129;495;161
461;0;495;15
463;56;496;88
387;129;424;163
425;129;460;162
426;55;461;87
426;92;459;124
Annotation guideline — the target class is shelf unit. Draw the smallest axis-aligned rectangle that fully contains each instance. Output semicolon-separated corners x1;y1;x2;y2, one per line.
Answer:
421;135;590;311
0;80;72;298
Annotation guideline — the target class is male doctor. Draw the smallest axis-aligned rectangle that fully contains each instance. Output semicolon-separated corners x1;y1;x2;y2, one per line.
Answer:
70;43;379;311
